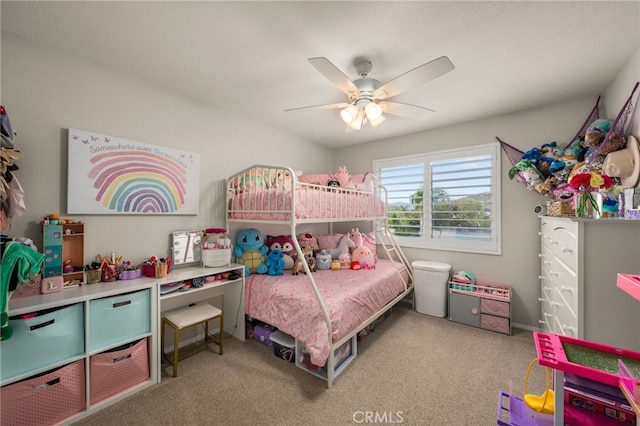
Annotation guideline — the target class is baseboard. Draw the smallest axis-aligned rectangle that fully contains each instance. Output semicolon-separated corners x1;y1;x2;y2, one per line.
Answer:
511;322;542;333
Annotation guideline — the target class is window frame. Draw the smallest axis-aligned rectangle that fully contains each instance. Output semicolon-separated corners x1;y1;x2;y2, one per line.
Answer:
373;142;501;255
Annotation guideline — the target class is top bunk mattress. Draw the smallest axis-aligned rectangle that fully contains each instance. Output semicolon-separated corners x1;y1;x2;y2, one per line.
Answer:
228;187;386;221
227;165;386;221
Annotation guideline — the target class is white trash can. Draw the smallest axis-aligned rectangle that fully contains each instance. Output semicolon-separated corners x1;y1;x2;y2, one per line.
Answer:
412;261;452;317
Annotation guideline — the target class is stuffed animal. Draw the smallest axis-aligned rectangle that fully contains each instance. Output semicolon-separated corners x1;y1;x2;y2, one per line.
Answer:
336;166;350;187
271;169;293;189
234;228;268;276
292;246;316;275
352;245;375;267
315;250;332;270
362;261;376;270
350;260;361;270
338;250;351;269
297;232;319;255
266;234;295;269
336;166;355;190
330;259;341;271
354;172;377;193
347;228;363;248
328;235;355;259
583;119;612;148
265;249;286;276
509;159;544;189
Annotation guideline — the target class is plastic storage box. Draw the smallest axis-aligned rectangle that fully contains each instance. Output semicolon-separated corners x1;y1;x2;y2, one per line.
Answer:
1;360;85;425
270;331;295;362
0;303;85;381
295;336;357;381
90;338;150;404
89;289;151;351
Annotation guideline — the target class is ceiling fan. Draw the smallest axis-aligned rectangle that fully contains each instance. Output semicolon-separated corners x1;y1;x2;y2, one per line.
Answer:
285;56;454;130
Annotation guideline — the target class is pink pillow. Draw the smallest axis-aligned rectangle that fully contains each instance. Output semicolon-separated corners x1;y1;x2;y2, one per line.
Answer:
318;233;343;250
317;232;376;252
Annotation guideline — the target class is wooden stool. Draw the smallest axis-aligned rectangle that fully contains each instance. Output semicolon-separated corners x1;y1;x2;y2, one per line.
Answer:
161;303;223;377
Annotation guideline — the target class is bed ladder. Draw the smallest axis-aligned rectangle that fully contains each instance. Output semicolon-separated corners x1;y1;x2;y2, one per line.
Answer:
376;225;413;290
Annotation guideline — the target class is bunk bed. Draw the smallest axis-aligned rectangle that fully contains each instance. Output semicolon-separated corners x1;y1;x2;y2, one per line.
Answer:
226;165;414;388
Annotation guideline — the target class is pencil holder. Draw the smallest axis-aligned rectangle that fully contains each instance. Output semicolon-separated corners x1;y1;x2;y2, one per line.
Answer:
86;269;102;284
155;263;168;278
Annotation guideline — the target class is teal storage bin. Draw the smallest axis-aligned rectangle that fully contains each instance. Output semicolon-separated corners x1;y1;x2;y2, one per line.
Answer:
89;289;150;351
0;303;85;382
44;225;63;243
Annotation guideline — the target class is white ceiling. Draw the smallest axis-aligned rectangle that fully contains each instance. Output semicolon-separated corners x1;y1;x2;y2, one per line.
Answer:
2;1;639;149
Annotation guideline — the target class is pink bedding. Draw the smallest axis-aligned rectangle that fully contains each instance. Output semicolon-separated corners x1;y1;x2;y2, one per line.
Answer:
245;259;407;366
229;187;385;221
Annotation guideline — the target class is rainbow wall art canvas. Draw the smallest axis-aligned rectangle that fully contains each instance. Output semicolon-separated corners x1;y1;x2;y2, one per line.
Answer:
67;129;200;215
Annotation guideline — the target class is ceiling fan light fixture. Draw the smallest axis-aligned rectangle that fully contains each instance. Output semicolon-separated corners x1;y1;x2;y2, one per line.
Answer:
364;101;383;121
340;105;359;124
369;114;385;128
346;109;364;130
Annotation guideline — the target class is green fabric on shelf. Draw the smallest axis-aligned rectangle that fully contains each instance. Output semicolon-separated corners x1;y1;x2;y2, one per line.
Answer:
1;241;45;340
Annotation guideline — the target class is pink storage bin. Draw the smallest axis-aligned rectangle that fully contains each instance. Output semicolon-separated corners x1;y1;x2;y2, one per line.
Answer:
1;360;85;425
90;338;149;404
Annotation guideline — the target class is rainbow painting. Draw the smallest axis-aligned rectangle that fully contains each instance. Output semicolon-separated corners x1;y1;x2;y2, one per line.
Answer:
67;129;200;214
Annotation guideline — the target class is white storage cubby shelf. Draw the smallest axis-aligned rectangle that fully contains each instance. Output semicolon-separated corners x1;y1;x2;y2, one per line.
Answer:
1;279;157;425
1;263;246;425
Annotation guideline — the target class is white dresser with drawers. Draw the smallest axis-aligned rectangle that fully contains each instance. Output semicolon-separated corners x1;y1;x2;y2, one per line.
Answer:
539;216;640;350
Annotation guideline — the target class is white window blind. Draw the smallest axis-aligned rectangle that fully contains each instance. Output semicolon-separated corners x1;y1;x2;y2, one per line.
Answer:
374;143;501;255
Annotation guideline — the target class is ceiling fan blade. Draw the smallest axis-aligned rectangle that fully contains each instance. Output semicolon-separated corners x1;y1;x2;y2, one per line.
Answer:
373;56;454;100
380;101;435;120
308;57;361;101
285;102;351;112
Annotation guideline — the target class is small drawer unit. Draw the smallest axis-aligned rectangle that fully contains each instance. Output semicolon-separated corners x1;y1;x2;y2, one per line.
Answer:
1;360;85;426
448;281;511;335
90;338;150;405
89;288;151;351
0;303;85;382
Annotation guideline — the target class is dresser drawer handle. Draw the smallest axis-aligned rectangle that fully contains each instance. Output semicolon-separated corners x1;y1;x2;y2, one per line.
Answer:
560;286;573;294
561;247;573;253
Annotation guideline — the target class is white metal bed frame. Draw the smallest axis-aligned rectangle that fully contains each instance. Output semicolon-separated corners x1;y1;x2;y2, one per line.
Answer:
226;164;414;388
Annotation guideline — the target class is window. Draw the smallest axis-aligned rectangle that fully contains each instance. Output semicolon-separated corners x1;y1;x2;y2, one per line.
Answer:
373;143;501;255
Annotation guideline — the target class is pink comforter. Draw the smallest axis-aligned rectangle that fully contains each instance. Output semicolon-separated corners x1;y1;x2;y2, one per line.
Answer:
245;259;407;366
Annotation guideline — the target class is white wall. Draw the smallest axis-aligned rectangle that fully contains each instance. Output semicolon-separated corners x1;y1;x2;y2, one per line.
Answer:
1;34;333;262
333;47;640;329
3;30;638;330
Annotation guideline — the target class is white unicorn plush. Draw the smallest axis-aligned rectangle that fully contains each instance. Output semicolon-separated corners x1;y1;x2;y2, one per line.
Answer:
354;172;377;193
328;235;355;259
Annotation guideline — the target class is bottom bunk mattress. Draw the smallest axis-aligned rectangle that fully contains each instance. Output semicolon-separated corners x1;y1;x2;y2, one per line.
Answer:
245;259;408;366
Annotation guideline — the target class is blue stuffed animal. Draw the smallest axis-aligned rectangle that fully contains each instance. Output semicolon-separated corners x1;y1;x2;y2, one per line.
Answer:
234;228;268;276
265;249;286;276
